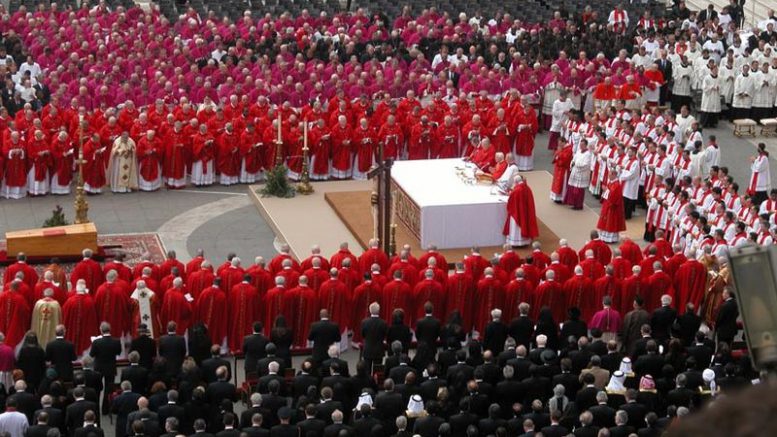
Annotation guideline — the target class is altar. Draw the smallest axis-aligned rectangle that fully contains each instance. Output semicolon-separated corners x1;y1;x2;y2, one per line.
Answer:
391;158;508;249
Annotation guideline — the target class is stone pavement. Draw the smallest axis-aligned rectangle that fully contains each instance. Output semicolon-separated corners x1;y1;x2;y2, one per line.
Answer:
0;121;773;264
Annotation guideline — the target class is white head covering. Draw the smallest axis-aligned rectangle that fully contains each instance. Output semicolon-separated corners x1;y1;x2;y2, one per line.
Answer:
606;370;626;392
619;357;633;375
407;395;424;414
703;368;718;395
355;392;373;409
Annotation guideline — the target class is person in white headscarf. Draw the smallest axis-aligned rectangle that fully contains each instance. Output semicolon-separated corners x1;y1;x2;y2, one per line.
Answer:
701;368;720;400
619;357;634;376
606;370;627;393
406;394;427;419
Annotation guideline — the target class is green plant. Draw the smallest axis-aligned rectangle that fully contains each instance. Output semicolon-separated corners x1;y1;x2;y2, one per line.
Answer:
259;164;296;198
43;205;69;227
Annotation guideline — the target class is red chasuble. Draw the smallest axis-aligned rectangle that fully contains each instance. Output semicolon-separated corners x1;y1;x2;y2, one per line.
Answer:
597;180;627;234
0;290;31;347
228;282;261;353
473;277;505;334
351;280;381;343
288;285;318;348
317;279;349;330
503;181;540;239
160;288;192;335
673;259;707;312
94;282;131;336
70;259;105;294
62;293;99;355
194;285;227;346
381;279;413;322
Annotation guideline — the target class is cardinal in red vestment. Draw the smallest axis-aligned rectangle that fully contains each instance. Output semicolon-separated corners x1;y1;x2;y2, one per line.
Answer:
504;271;535;322
564;267;595;313
358;240;390;275
187;262;215;300
70;250;105;294
588;268;621;323
617;267;649;316
514;105;539;170
533;271;564;320
408;116;434;160
219;258;246;296
579;233;613;266
163;122;189;188
136;131;163;190
329;116;353;179
3;257;38;288
217;124;241;185
303;259;330;292
317;269;350;331
309;120;331;180
34;271;67;306
159;279;193;335
646;264;674;312
264;278;290;334
2;132;28;198
473;270;506;335
504;176;540;247
129;282;161;338
94;271;131;337
62;280;99;355
377;115;404;160
351;274;381;344
597;176;627;243
0;281;31;348
352;119;376;179
381;271;413;323
228;277;261;353
287;276;319;347
194;279;228;347
435;116;460;159
82;133;108;193
412;272;446;324
673;256;708;311
445;267;475;332
550;142;574;202
239;123;265;182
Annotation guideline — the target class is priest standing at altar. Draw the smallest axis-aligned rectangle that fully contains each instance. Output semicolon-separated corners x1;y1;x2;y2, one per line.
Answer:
503;175;539;247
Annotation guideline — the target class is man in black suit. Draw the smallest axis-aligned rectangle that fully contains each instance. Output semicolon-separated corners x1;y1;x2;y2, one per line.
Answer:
73;411;105;437
715;289;739;346
206;366;237;405
256;344;287;378
445;350;474;393
589;392;616;428
321;346;350;378
161;417;181;437
65;387;100;434
574;411;600;437
260;380;286;429
676;303;702;346
159;322;187;382
157;390;186;429
191;419;215;437
656;54;673;105
413;401;445;437
80;357;104;404
483;309;509;355
686;331;714;368
35;395;64;433
291;360;319;400
540;410;569;437
634;341;665;379
27;410;53;437
239;393;271;430
418;364;447;401
315;387;344;425
650;295;678;345
242;413;270;437
10;380;39;423
296;404;325;437
373;379;404;432
46;325;77;382
112;380;142;437
575;373;600;415
257;362;285;396
271;407;298;437
322;409;352;437
91;322;123;414
609;410;636;437
508;302;534;349
216;413;240;437
415;302;441;347
619;389;648;430
600;341;625;374
121;351;149;395
130;324;157;370
308;310;341;366
243;322;269;377
360;302;388;373
202;345;232;384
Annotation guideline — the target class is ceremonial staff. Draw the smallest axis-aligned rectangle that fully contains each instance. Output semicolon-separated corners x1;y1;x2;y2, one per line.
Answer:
74;125;89;224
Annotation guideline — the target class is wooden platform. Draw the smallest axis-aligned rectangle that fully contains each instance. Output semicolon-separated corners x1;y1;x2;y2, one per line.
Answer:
6;222;98;257
325;190;561;259
250;171;619;262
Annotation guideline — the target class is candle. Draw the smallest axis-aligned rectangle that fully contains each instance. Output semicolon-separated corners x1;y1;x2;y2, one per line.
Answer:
303;119;308;150
277;112;282;143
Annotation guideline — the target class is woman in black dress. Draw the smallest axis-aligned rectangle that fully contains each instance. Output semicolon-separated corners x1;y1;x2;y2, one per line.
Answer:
387;309;412;353
271;315;294;365
17;331;46;391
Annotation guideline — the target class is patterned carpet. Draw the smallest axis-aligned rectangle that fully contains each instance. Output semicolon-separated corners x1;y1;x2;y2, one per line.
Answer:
0;233;167;275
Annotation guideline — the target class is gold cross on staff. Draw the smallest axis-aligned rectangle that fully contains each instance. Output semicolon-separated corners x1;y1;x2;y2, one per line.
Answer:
73;148;90;224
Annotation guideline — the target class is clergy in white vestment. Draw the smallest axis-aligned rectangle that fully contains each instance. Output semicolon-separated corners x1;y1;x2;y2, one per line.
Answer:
700;67;722;128
749;143;772;205
671;56;693;111
564;140;593;210
108;132;139;193
752;63;776;121
732;64;755;120
619;146;640;219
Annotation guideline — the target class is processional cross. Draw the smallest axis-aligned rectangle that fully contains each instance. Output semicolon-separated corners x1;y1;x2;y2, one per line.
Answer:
367;141;394;256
